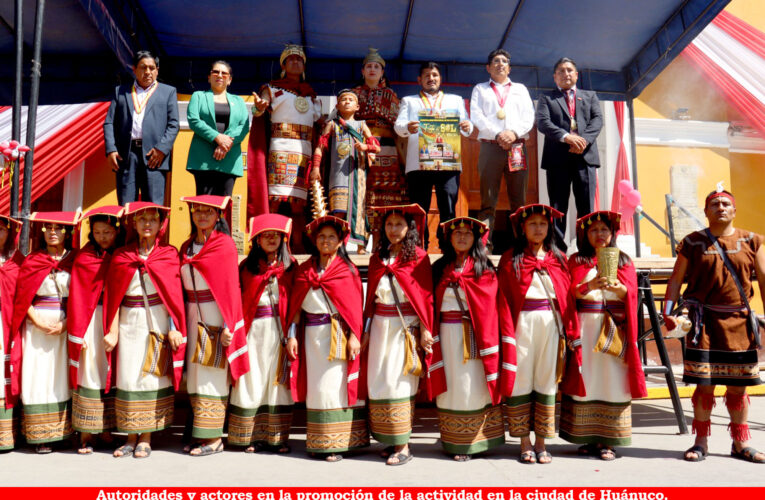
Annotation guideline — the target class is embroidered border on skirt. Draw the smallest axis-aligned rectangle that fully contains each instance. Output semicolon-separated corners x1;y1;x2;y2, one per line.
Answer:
368;396;415;446
228;404;293;447
503;392;556;439
305;406;369;453
0;399;18;450
438;404;505;454
189;394;228;439
683;348;761;386
115;387;174;434
21;400;73;444
72;387;116;433
559;395;632;446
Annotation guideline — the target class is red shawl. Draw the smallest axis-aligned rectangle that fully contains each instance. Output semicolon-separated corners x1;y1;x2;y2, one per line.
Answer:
240;259;296;336
568;256;647;398
497;250;585;397
102;242;186;391
287;256;363;405
180;230;249;382
1;251;23;408
66;243;112;388
7;250;77;405
429;257;501;404
246;79;318;220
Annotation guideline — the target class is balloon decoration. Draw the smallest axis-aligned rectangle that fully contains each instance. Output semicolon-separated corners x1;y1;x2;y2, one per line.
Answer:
0;139;31;190
617;180;642;220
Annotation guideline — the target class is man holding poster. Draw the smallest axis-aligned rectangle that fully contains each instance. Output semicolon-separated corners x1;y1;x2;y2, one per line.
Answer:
395;62;473;246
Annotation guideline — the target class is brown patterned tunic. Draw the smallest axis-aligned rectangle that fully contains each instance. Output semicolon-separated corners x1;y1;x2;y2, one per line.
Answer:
677;228;763;386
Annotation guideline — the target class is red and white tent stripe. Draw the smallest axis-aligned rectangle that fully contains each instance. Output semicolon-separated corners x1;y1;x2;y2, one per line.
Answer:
683;11;765;139
0;102;109;214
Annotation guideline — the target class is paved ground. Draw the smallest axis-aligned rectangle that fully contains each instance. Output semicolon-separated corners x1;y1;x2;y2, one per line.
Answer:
1;395;764;487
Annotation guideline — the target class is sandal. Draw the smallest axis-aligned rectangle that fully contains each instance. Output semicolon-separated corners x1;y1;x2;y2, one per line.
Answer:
113;444;134;458
183;442;202;454
244;442;265;454
77;442;94;455
578;444;598;456
731;444;765;464
134;443;152;459
519;450;536;464
380;446;396;459
275;444;291;454
599;447;616;461
325;453;343;463
453;454;471;462
387;450;413;466
683;445;707;462
35;444;53;454
535;450;552;464
190;441;223;457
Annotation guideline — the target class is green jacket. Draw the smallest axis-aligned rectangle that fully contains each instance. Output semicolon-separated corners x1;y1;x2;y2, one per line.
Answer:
186;90;250;176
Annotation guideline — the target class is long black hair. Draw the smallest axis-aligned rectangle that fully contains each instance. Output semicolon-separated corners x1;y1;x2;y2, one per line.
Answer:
87;214;125;256
37;224;74;253
187;210;231;240
433;228;495;285
307;221;356;275
375;212;421;264
244;232;294;274
0;222;16;259
511;217;567;279
573;219;632;268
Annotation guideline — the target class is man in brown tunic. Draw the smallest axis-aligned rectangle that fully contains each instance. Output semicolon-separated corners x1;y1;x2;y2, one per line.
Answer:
664;189;765;463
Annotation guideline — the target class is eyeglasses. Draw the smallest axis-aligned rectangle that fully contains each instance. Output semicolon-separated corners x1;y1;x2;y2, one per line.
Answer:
210;70;230;77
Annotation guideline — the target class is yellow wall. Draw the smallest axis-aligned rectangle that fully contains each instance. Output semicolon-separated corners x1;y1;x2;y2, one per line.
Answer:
635;146;730;257
726;0;765;32
730;152;765;236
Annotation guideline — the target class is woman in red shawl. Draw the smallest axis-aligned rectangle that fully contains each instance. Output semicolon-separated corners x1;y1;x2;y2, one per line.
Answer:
0;215;23;451
68;206;125;454
103;202;186;459
179;195;249;457
229;214;295;453
10;211;79;453
430;217;504;461
286;215;367;462
364;204;433;466
498;204;583;464
560;211;647;460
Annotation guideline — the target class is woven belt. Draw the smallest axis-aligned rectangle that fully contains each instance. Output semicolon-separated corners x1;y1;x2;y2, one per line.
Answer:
254;305;274;318
305;312;331;326
185;288;215;303
122;293;162;308
576;300;625;313
440;310;464;323
522;298;555;311
375;302;416;317
32;296;67;309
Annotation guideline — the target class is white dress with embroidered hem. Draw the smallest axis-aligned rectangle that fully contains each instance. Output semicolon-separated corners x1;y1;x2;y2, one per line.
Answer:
573;267;631;403
182;243;230;398
436;285;492;411
116;268;173;394
77;304;109;390
367;262;420;401
230;277;293;409
21;270;71;406
510;268;560;398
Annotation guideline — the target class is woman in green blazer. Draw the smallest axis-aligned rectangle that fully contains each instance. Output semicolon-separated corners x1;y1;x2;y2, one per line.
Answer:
186;60;250;196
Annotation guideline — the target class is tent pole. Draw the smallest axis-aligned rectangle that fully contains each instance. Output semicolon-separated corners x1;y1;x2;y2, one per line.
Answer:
11;0;23;218
19;0;45;254
627;96;641;257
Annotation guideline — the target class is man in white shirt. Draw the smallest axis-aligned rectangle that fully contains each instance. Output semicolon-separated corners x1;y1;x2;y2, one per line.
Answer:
470;49;534;250
394;62;473;246
104;51;179;205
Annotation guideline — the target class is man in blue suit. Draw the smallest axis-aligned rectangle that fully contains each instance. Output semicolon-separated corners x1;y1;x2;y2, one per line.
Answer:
103;51;179;205
536;57;603;249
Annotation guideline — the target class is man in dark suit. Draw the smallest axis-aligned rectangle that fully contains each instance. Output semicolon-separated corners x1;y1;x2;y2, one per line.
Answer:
104;50;179;205
536;57;603;249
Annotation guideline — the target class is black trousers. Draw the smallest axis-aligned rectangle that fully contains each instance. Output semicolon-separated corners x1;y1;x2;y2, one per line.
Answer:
192;170;238;197
116;144;167;205
406;170;460;247
546;161;597;249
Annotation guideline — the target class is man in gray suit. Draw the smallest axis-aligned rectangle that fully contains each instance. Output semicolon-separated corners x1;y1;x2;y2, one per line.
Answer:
104;51;179;205
536;57;603;249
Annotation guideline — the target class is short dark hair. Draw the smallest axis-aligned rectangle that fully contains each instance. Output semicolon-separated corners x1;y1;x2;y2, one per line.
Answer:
419;62;441;77
134;50;159;68
211;60;232;76
487;49;511;65
554;57;577;72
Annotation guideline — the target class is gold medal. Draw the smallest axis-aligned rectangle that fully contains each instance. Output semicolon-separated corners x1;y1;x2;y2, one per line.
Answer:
337;142;351;158
294;96;310;113
571;118;577;131
496;109;506;119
